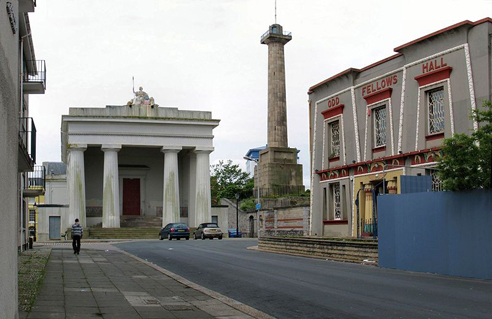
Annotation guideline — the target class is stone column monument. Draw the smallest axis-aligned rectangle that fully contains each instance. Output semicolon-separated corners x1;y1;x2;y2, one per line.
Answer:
257;23;304;196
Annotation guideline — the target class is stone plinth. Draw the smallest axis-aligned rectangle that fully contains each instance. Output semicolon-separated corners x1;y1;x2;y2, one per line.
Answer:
255;147;304;196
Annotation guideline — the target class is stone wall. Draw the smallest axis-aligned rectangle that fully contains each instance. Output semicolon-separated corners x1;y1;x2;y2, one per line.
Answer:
260;205;310;237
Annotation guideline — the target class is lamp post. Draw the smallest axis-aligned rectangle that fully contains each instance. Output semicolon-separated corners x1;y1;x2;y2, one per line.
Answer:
235;193;239;238
244;156;260;238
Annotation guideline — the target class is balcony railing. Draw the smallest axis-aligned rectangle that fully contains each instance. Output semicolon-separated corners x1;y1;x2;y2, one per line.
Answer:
261;29;292;41
24;165;45;197
19;117;36;165
23;60;46;94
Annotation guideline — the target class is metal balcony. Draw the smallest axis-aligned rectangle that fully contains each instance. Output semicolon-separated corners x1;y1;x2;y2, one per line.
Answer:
24;165;45;197
23;60;46;94
18;117;36;172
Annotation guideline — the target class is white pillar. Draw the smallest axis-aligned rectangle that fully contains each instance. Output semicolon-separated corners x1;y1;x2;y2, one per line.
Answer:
67;144;87;228
161;147;181;227
102;145;121;228
194;148;213;225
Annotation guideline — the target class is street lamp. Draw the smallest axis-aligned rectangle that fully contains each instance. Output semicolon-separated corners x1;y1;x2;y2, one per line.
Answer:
244;156;260;238
235;193;239;238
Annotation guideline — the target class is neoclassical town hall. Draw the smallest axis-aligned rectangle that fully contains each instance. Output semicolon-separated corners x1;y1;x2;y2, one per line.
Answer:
309;18;492;238
61;88;219;230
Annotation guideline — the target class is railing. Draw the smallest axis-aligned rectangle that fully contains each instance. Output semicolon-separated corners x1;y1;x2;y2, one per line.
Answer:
260;29;292;41
24;60;46;89
27;165;45;190
19;117;37;164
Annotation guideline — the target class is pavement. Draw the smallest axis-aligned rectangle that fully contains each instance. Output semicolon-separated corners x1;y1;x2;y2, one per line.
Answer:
20;242;273;319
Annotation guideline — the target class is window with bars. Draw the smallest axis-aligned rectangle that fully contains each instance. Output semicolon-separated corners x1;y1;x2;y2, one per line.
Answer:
431;171;443;191
333;183;342;220
29;210;36;222
330;121;340;158
428;88;445;134
373;106;387;147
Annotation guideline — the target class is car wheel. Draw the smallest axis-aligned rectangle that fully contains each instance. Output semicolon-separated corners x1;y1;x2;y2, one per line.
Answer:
209;237;213;240
194;233;197;240
218;235;222;240
168;234;172;240
159;235;163;240
177;237;181;240
201;233;205;240
186;237;189;240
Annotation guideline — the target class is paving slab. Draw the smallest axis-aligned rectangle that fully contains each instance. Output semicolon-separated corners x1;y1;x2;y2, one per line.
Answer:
24;243;273;319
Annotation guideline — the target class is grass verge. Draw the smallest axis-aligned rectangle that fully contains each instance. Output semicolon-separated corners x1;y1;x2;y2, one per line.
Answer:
18;247;52;312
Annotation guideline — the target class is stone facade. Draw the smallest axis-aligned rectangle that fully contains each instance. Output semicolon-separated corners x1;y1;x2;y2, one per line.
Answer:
0;1;45;317
309;18;492;238
61;99;219;230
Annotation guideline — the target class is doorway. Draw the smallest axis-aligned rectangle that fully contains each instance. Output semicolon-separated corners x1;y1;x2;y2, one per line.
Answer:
123;178;141;215
49;216;61;240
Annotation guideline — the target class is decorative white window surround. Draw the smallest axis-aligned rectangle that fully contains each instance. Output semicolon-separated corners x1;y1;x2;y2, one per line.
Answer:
322;115;345;169
414;79;454;151
363;98;394;160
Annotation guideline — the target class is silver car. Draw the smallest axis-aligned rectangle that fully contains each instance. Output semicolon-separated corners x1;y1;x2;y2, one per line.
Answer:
193;223;223;240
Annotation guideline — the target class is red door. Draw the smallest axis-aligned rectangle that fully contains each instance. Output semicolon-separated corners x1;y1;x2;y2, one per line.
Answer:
123;178;141;215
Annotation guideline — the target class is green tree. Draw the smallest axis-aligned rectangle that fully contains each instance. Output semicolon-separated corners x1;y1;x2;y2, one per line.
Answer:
210;160;252;204
437;100;492;190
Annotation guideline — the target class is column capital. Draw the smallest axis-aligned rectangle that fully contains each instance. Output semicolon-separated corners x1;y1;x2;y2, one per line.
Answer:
68;143;87;151
194;147;214;154
101;144;122;152
161;146;182;153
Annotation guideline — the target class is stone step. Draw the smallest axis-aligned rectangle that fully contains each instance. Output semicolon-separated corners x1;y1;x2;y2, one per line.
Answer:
258;236;379;265
88;227;161;239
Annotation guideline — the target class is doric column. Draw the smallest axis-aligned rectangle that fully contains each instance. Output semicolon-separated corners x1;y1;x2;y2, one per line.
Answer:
161;147;181;227
67;144;87;228
194;148;213;226
102;145;121;228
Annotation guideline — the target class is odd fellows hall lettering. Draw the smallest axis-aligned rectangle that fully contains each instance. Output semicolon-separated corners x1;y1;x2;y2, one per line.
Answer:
362;75;398;97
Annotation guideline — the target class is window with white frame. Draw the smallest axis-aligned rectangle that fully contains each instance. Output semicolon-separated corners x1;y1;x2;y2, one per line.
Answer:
333;183;342;220
373;106;387;147
428;88;445;134
330;121;340;158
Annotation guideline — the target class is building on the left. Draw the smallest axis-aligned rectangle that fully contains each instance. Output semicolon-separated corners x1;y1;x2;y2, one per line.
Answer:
0;0;46;317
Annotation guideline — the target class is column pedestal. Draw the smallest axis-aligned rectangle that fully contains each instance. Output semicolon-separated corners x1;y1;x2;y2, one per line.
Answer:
102;145;121;228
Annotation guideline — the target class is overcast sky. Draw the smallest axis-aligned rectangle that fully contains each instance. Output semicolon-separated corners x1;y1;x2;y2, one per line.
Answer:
29;0;492;187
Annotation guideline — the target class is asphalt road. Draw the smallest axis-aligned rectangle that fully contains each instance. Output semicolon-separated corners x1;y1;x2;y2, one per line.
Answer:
115;239;492;319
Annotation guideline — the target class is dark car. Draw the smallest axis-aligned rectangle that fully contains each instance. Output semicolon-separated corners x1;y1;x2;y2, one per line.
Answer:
193;223;223;240
159;223;190;240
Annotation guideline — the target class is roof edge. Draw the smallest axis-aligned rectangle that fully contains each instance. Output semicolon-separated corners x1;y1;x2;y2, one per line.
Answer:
394;18;492;52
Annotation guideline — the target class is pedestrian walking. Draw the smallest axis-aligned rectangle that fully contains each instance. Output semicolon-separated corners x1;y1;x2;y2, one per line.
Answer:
71;218;83;255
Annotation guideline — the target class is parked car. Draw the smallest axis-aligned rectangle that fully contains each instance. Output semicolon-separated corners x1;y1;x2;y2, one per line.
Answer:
193;223;223;240
228;229;242;238
159;223;190;240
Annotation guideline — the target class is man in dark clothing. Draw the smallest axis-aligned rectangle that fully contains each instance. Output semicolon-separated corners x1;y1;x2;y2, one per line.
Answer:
71;218;83;255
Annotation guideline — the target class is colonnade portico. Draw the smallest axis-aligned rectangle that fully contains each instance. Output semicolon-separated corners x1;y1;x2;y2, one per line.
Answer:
66;144;214;228
62;96;219;230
